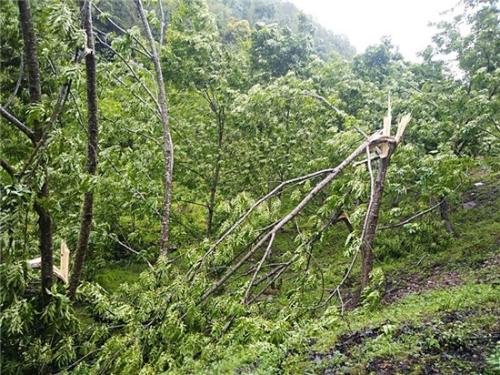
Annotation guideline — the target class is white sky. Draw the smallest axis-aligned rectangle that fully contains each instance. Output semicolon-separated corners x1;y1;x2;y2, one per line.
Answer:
290;0;460;61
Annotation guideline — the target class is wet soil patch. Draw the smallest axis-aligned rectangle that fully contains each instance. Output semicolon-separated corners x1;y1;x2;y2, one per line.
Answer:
382;265;463;304
311;307;499;374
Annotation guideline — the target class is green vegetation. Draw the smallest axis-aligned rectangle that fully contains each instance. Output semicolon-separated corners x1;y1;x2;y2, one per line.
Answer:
1;0;498;373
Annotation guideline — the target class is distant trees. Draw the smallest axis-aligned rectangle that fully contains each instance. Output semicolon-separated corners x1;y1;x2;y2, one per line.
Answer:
250;22;312;80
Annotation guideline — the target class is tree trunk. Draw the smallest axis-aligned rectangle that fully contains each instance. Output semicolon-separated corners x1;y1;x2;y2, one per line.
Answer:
360;152;392;289
134;0;173;257
207;107;224;237
18;0;53;304
439;198;455;236
69;0;99;299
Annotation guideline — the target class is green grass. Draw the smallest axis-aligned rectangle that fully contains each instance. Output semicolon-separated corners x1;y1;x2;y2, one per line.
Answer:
93;263;146;292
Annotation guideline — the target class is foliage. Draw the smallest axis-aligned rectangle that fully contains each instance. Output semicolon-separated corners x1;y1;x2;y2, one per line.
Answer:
0;0;498;373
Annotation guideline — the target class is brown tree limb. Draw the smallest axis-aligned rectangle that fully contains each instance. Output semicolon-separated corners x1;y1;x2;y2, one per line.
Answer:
360;147;393;289
18;0;53;304
69;0;100;299
0;105;35;141
1;159;16;177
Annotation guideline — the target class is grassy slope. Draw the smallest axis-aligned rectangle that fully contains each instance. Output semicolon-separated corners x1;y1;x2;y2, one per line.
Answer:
287;166;500;374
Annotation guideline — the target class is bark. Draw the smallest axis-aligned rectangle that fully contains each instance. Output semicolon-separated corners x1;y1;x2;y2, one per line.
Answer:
18;0;53;304
134;0;173;256
439;198;455;236
207;107;224;237
69;0;99;299
360;151;392;289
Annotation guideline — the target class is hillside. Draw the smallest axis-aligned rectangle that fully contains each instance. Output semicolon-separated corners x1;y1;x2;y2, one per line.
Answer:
0;0;498;373
206;0;356;58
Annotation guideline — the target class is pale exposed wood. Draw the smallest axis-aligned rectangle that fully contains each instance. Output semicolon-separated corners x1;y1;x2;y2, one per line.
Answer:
59;241;70;283
395;113;412;143
27;241;70;284
380;95;392;158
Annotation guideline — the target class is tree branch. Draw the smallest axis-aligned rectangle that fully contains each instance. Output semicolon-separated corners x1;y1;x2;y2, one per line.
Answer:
94;33;161;115
0;105;35;141
380;200;444;230
3;55;24;109
1;159;17;177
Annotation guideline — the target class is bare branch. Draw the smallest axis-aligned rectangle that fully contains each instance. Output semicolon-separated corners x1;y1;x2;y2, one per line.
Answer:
94;34;161;115
313;251;358;310
0;105;35;141
380;200;443;230
110;234;153;270
3;55;24;109
186;166;339;280
243;232;275;303
92;3;151;57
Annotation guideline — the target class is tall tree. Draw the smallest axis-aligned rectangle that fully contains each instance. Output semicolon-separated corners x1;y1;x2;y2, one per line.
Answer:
17;0;53;304
134;0;174;256
68;0;99;298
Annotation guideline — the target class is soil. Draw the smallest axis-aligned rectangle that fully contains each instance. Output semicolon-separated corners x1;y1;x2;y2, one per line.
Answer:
311;308;499;374
382;265;463;304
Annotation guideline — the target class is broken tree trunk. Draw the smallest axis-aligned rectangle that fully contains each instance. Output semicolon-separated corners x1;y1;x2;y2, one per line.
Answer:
69;0;99;299
193;99;410;305
360;104;411;290
200;133;399;303
360;150;392;289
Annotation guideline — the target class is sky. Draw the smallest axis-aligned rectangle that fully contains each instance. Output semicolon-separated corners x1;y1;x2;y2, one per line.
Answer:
290;0;460;61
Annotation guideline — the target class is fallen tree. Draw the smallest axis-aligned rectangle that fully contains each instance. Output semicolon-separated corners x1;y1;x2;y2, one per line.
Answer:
190;99;411;306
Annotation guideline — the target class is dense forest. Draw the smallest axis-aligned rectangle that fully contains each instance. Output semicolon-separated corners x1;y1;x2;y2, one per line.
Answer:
0;0;498;373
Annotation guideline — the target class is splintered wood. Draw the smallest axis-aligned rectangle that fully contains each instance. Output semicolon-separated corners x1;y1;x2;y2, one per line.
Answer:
27;241;70;284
